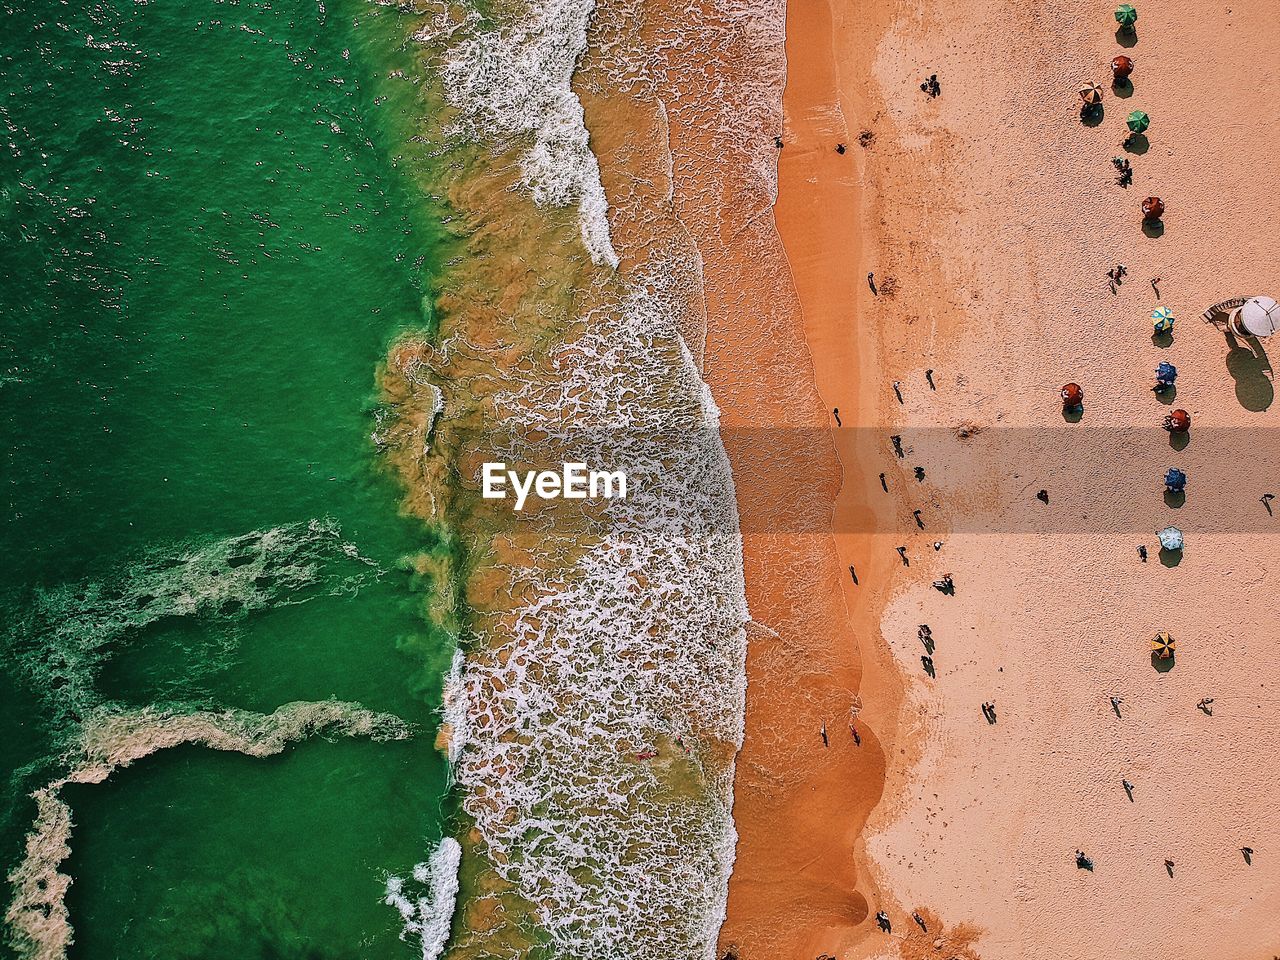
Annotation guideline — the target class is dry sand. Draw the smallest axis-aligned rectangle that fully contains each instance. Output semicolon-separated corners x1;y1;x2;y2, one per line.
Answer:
755;0;1280;957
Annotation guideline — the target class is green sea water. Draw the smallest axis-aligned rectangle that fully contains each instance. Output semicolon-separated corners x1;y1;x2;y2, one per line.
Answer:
0;1;452;957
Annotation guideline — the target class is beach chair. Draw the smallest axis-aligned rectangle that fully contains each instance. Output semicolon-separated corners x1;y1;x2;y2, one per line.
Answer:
1202;297;1246;324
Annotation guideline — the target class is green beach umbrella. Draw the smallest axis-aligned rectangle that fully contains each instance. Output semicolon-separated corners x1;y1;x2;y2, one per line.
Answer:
1127;110;1150;133
1152;306;1175;333
1115;4;1138;27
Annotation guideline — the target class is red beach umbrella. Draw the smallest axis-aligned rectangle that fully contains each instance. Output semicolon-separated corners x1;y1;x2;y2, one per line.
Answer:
1111;55;1134;81
1142;196;1165;221
1060;382;1084;407
1164;408;1191;432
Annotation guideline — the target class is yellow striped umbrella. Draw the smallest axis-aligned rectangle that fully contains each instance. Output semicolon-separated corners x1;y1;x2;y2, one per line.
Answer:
1151;631;1176;659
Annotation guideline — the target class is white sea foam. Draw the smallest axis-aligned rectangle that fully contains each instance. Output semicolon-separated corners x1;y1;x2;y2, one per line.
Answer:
449;274;749;959
384;836;462;960
3;519;378;725
424;0;620;268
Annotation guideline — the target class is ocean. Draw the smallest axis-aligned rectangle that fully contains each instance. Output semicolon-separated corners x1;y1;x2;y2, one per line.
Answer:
1;0;755;958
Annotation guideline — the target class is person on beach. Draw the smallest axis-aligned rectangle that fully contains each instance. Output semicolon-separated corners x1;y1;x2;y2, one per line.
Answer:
1123;779;1135;800
880;472;888;491
833;406;842;426
868;272;877;295
933;574;954;594
893;381;903;403
836;143;846;154
921;654;934;677
1111;696;1124;717
849;564;858;585
820;721;828;747
913;509;924;528
1037;489;1049;503
1197;698;1214;715
875;911;891;932
1262;493;1275;515
912;912;927;932
926;369;936;389
920;73;940;97
891;435;904;458
1137;544;1148;562
850;723;861;746
1076;850;1093;870
914;466;926;481
896;545;909;566
1242;847;1254;864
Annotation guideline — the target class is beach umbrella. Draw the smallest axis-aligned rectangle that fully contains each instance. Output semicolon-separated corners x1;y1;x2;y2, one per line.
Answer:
1158;526;1184;551
1164;408;1191;432
1079;82;1104;106
1142;196;1165;220
1231;296;1280;338
1152;306;1175;333
1111;55;1134;81
1151;631;1176;659
1127;110;1150;133
1115;4;1138;27
1164;467;1187;492
1060;382;1084;407
1155;361;1177;382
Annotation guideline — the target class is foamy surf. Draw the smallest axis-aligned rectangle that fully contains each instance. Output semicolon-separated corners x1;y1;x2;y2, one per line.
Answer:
4;701;412;960
384;836;462;960
421;0;621;268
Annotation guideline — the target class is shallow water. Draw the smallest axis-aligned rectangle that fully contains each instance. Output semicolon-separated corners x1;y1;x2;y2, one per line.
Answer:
0;1;453;957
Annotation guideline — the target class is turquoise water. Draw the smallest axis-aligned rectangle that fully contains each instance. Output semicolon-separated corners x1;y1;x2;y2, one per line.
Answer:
0;0;451;956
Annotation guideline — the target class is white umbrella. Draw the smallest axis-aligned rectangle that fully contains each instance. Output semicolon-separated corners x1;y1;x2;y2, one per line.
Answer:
1158;526;1184;551
1232;297;1280;337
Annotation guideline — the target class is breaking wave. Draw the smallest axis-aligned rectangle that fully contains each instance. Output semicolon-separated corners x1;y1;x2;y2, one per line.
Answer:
448;274;749;958
384;836;462;960
4;700;412;960
418;0;620;268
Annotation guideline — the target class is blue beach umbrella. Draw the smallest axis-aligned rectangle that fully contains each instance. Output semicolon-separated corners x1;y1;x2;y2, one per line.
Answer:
1152;306;1175;333
1164;468;1187;492
1158;526;1184;551
1155;361;1178;382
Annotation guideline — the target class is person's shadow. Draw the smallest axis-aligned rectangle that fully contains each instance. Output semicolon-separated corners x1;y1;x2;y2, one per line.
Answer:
1224;330;1274;411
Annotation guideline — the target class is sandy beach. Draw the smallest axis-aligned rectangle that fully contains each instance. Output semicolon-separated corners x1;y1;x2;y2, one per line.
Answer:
590;0;1280;956
708;0;1280;956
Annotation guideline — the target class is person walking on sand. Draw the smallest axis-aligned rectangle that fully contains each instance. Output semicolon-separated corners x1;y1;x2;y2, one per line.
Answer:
912;912;927;932
926;369;936;390
850;723;861;746
1123;778;1135;800
1111;696;1123;717
820;721;829;747
833;407;842;427
893;381;903;403
868;272;877;295
891;435;904;458
875;911;891;932
848;563;858;585
913;509;924;528
896;545;909;565
880;472;888;492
